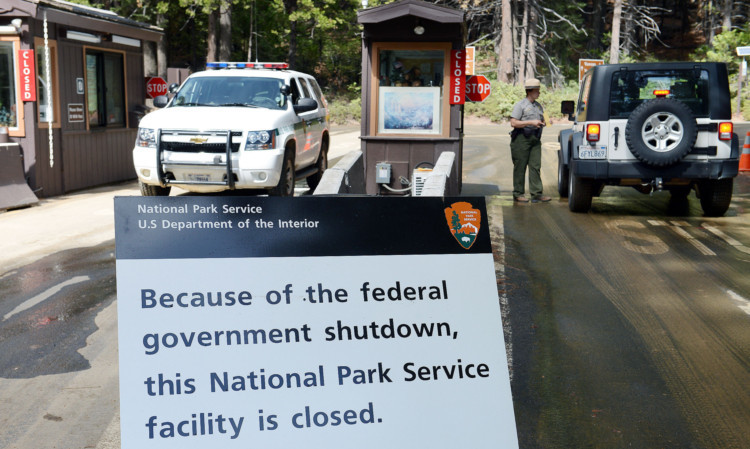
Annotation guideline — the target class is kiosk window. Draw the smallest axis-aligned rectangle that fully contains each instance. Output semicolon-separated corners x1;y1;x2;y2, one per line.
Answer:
372;45;449;136
86;49;125;128
379;49;443;87
0;40;18;130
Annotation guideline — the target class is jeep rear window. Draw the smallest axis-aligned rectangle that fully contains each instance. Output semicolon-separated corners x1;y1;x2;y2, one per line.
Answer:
609;69;709;118
171;76;287;110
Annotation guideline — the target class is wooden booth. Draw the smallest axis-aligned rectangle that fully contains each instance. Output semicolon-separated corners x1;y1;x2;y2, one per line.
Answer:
357;0;465;195
0;0;162;200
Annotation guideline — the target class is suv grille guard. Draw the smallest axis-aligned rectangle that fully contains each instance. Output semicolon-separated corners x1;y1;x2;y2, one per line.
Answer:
155;129;237;190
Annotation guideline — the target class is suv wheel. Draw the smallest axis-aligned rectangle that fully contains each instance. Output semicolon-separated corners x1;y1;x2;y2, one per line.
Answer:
557;151;569;197
568;170;593;212
698;179;733;217
139;180;171;196
306;138;329;191
271;149;295;197
625;98;697;167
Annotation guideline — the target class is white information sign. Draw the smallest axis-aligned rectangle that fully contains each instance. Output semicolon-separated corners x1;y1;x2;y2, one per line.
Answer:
114;196;518;448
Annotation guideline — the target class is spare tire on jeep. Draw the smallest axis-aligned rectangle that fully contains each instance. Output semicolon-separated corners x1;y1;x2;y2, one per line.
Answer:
624;98;697;167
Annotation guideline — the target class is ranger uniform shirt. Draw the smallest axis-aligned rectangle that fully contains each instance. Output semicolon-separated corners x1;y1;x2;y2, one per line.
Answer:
511;98;545;131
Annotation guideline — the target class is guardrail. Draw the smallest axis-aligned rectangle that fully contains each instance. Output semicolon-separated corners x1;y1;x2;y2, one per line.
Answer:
313;151;366;195
313;150;456;196
417;152;455;197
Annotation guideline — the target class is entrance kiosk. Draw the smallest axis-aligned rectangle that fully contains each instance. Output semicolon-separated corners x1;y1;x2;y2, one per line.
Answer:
357;0;465;195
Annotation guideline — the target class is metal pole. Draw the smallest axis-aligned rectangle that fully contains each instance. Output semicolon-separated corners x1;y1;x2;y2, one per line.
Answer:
44;11;54;168
740;57;746;120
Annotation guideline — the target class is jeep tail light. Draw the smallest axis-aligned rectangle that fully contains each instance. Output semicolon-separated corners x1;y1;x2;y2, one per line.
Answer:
586;124;600;142
653;89;670;97
718;122;733;141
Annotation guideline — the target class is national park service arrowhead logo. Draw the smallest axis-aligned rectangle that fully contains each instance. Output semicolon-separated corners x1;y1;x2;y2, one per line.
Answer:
444;201;480;250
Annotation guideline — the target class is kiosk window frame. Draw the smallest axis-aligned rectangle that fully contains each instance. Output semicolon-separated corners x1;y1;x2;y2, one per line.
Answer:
370;42;451;137
83;46;127;129
0;36;25;137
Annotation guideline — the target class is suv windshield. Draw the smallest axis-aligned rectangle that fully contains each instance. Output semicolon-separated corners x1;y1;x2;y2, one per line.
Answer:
609;69;709;118
171;76;287;110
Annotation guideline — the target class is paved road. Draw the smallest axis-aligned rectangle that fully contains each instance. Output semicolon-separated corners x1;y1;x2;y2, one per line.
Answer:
1;122;749;448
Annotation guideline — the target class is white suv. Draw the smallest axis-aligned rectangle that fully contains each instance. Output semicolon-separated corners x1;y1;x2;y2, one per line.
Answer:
133;62;329;196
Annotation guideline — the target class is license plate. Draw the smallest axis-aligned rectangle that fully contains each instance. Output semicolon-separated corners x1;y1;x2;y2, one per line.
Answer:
579;145;606;159
187;174;211;182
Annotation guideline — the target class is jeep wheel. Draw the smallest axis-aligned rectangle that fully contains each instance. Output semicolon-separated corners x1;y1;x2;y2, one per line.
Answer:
568;171;593;212
271;150;295;197
139;180;171;196
698;179;733;217
557;151;569;197
306;138;328;191
625;98;697;167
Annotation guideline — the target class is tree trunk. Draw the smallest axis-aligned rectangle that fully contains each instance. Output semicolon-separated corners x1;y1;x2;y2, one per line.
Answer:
156;13;168;77
496;0;514;84
721;0;732;31
283;0;298;69
219;1;232;61
518;2;528;83
525;2;537;79
609;0;622;63
207;9;219;62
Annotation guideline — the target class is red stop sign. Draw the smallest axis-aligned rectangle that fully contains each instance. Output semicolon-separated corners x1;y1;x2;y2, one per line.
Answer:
465;75;491;102
146;76;168;99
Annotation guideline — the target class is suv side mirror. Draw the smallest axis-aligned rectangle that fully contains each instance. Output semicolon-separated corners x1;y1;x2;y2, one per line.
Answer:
560;100;575;121
293;97;318;114
153;95;170;108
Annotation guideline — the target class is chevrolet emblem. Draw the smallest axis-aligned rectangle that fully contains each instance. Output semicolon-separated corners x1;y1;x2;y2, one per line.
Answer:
190;136;209;144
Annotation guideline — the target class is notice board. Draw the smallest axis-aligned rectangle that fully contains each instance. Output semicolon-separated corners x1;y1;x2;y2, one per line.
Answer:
114;196;518;448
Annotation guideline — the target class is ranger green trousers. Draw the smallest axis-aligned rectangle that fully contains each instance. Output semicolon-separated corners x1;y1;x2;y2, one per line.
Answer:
510;134;543;198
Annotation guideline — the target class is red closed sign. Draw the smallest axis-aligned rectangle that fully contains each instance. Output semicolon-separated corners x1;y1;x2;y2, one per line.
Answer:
18;49;36;102
450;50;466;105
465;75;491;102
146;76;168;99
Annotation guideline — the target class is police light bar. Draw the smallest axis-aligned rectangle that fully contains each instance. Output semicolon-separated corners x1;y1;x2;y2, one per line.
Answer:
206;62;289;70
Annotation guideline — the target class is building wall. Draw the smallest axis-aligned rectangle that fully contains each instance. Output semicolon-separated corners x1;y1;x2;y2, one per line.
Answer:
25;20;150;197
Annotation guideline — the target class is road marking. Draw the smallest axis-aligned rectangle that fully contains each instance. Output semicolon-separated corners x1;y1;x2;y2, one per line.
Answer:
726;290;750;316
669;226;715;256
702;224;750;255
2;275;90;321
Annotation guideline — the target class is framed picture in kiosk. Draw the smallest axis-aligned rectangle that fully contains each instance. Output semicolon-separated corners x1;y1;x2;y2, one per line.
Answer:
377;86;441;135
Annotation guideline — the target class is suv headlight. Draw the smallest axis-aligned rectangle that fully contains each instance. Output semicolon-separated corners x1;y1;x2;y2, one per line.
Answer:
136;128;157;148
245;130;276;150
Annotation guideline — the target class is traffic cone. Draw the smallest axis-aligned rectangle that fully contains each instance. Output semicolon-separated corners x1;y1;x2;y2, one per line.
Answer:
741;132;750;172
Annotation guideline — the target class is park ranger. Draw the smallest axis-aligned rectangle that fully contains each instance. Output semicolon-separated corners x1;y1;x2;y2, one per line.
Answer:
509;78;551;203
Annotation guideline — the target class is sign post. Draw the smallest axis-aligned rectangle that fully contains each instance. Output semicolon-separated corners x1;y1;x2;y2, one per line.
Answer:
115;196;519;448
578;58;604;82
146;76;168;99
737;47;750;117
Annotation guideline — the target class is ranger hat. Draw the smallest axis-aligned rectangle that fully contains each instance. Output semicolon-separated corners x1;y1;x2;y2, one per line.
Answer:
524;78;541;89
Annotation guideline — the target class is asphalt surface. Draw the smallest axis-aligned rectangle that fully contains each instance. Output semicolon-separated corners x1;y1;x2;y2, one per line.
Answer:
1;121;749;448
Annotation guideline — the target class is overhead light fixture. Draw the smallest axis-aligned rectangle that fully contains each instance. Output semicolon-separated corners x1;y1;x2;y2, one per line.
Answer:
112;35;141;47
0;19;22;35
361;0;368;8
66;30;101;43
414;25;425;35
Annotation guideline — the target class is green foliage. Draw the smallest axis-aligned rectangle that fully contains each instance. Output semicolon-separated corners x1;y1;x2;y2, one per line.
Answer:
463;80;580;123
692;26;750;72
327;95;361;124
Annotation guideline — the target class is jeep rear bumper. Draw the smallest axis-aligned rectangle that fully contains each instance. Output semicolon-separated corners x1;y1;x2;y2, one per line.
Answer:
571;158;739;181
